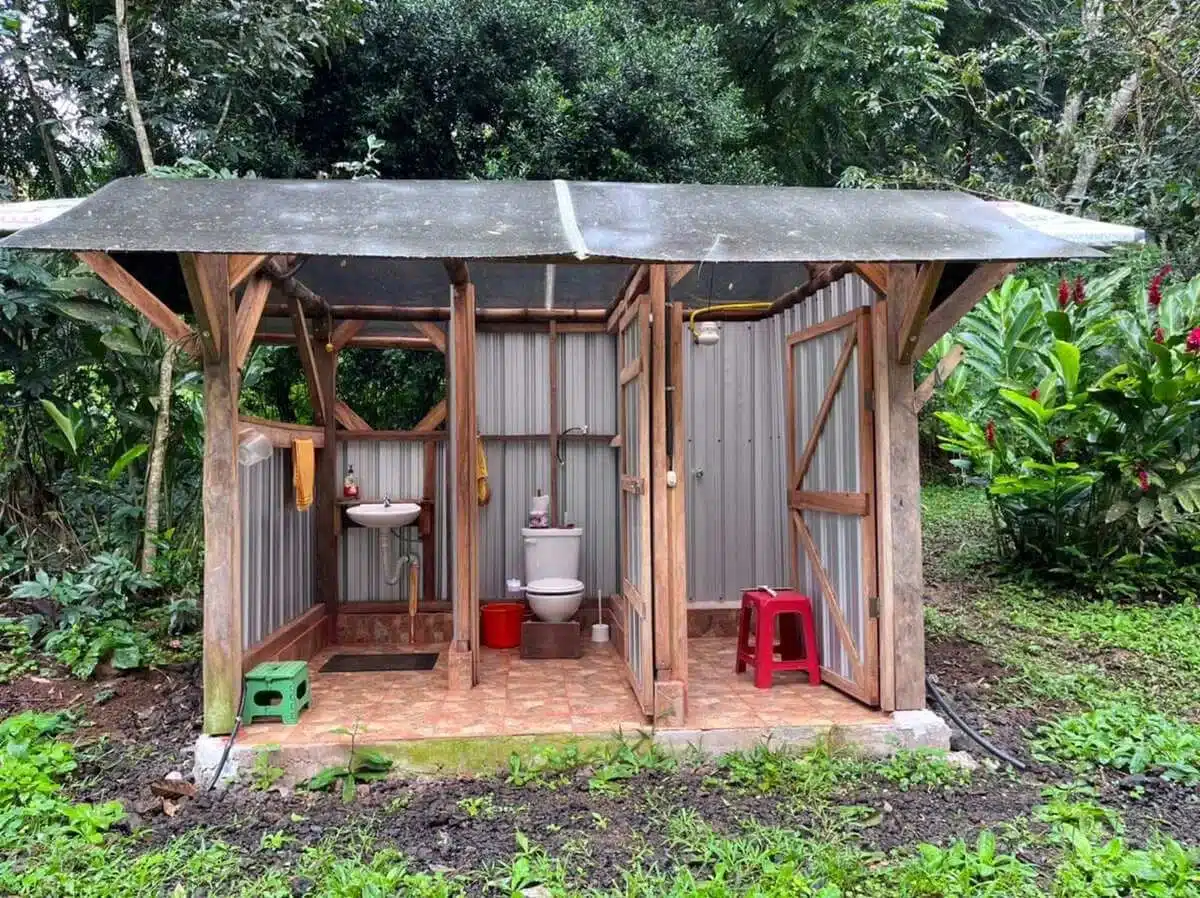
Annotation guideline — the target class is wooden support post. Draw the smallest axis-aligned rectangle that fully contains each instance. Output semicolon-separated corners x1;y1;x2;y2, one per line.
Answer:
871;299;896;712
548;321;560;525
885;266;927;710
314;346;339;643
422;441;438;603
648;266;672;679
448;263;478;690
662;301;690;725
180;254;241;735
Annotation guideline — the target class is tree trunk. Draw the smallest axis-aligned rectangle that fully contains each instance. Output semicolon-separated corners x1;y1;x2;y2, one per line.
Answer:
115;0;155;172
140;343;177;575
1064;71;1140;210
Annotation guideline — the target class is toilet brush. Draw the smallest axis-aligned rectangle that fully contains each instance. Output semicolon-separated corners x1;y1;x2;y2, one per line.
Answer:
591;588;610;643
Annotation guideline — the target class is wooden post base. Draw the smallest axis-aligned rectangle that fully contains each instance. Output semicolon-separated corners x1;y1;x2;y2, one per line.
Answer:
446;641;474;691
653;679;686;727
520;621;581;659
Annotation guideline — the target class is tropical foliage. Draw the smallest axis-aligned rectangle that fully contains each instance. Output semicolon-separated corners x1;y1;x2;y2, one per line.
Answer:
931;267;1200;595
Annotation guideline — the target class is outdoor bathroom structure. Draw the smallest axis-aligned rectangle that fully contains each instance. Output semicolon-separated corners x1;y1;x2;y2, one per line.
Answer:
0;179;1127;769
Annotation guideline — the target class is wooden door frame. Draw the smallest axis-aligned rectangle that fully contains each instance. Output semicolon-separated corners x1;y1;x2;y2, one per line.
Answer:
785;306;880;705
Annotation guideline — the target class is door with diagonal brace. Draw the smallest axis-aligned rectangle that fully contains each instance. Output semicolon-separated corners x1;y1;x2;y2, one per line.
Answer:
786;307;879;704
617;296;655;713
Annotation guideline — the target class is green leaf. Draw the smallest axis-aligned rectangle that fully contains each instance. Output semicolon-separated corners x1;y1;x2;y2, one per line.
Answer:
100;327;145;356
1044;310;1072;342
1051;341;1081;395
52;300;128;327
999;389;1053;424
39;399;79;454
1136;497;1156;529
1104;501;1132;524
111;643;141;670
107;444;149;481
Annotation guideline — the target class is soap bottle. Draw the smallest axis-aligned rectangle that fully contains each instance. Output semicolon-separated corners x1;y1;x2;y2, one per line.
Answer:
343;465;359;499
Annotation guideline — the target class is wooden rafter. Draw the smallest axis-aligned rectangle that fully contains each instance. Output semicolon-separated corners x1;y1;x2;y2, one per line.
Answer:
238;415;325;448
264;256;330;323
228;254;272;289
233;273;271;369
333;399;373;432
791;326;857;490
853;263;888;294
179;254;230;360
256;332;434;351
262;303;607;323
78;252;196;354
895;261;946;364
607;264;649;332
915;262;1018;359
412;321;447;352
913;343;965;412
414;398;447;432
329;320;366;352
286;296;327;424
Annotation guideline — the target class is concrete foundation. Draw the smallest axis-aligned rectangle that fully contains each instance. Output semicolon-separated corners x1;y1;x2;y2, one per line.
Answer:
193;710;953;788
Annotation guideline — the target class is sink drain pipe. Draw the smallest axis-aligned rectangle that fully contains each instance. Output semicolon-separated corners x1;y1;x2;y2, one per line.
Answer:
925;675;1027;771
207;685;248;791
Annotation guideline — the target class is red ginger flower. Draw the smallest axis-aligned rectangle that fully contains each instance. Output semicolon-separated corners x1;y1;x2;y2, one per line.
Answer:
1073;276;1086;306
1148;265;1171;308
986;420;996;445
1154;327;1165;344
1029;388;1040;401
1058;278;1071;308
1187;327;1200;353
1138;469;1150;493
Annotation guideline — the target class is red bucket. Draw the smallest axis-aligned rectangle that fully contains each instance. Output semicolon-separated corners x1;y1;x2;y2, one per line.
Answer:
481;602;524;649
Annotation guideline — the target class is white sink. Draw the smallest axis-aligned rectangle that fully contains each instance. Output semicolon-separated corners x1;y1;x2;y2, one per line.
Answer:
346;502;421;528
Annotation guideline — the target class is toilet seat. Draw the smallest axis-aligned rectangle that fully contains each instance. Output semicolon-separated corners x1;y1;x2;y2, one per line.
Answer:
526;577;583;595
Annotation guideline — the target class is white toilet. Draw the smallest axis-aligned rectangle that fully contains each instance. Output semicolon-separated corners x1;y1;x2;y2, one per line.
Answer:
522;527;584;622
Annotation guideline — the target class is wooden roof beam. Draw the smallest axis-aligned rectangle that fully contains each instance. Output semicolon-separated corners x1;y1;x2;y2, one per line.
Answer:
78;252;197;356
228;254;272;290
915;262;1018;359
895;261;946;364
264;256;330;326
233;273;271;369
286;295;327;424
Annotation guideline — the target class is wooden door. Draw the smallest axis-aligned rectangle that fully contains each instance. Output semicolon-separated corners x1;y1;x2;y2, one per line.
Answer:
617;296;655;713
786;308;879;705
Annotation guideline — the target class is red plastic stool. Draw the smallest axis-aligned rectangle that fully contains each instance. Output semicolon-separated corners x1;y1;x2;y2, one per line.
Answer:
735;587;821;689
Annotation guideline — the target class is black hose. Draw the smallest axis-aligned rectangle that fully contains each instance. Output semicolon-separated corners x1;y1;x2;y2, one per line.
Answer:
207;685;248;791
925;675;1028;771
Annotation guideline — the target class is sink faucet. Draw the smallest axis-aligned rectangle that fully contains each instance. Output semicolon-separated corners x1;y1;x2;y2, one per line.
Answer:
382;493;392;508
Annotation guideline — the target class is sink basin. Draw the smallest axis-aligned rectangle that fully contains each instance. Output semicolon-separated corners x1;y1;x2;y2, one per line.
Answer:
346;502;421;528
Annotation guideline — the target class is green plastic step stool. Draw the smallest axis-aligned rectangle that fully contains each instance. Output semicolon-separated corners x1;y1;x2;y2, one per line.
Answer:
244;661;311;725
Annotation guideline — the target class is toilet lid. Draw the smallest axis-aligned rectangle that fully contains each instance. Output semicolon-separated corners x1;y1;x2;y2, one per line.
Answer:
526;577;583;595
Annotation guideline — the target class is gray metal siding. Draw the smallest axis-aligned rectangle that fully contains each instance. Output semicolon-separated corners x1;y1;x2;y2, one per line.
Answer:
239;448;315;649
336;329;618;600
684;274;874;605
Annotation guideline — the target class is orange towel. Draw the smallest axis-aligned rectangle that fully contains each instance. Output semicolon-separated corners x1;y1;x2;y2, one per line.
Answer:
292;438;314;511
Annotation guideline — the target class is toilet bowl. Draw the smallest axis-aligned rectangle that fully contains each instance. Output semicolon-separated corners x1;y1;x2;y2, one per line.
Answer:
522;527;584;622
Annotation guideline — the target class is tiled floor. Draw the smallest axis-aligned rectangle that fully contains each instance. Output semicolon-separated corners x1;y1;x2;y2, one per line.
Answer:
239;637;885;748
677;638;886;730
240;641;648;747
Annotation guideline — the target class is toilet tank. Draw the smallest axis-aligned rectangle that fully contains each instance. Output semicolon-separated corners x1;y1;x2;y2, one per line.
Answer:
521;527;583;583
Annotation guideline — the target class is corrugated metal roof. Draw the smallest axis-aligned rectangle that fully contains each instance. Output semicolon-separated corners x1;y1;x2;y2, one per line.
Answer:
0;177;1104;262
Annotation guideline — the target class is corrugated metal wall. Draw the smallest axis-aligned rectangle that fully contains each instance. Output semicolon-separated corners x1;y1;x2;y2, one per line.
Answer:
683;274;874;604
239;448;315;648
336;329;619;601
337;440;449;602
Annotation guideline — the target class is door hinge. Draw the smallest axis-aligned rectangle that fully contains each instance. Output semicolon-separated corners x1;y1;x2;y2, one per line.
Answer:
868;594;880;618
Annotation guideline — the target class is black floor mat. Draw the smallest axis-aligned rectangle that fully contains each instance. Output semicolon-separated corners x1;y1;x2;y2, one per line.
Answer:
320;653;439;673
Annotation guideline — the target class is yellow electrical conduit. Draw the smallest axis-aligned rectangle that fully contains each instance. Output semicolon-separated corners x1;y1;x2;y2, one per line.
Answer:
688;302;773;340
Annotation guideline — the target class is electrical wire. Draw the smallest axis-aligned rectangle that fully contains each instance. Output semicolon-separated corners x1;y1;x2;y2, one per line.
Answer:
925;675;1028;771
206;685;248;791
